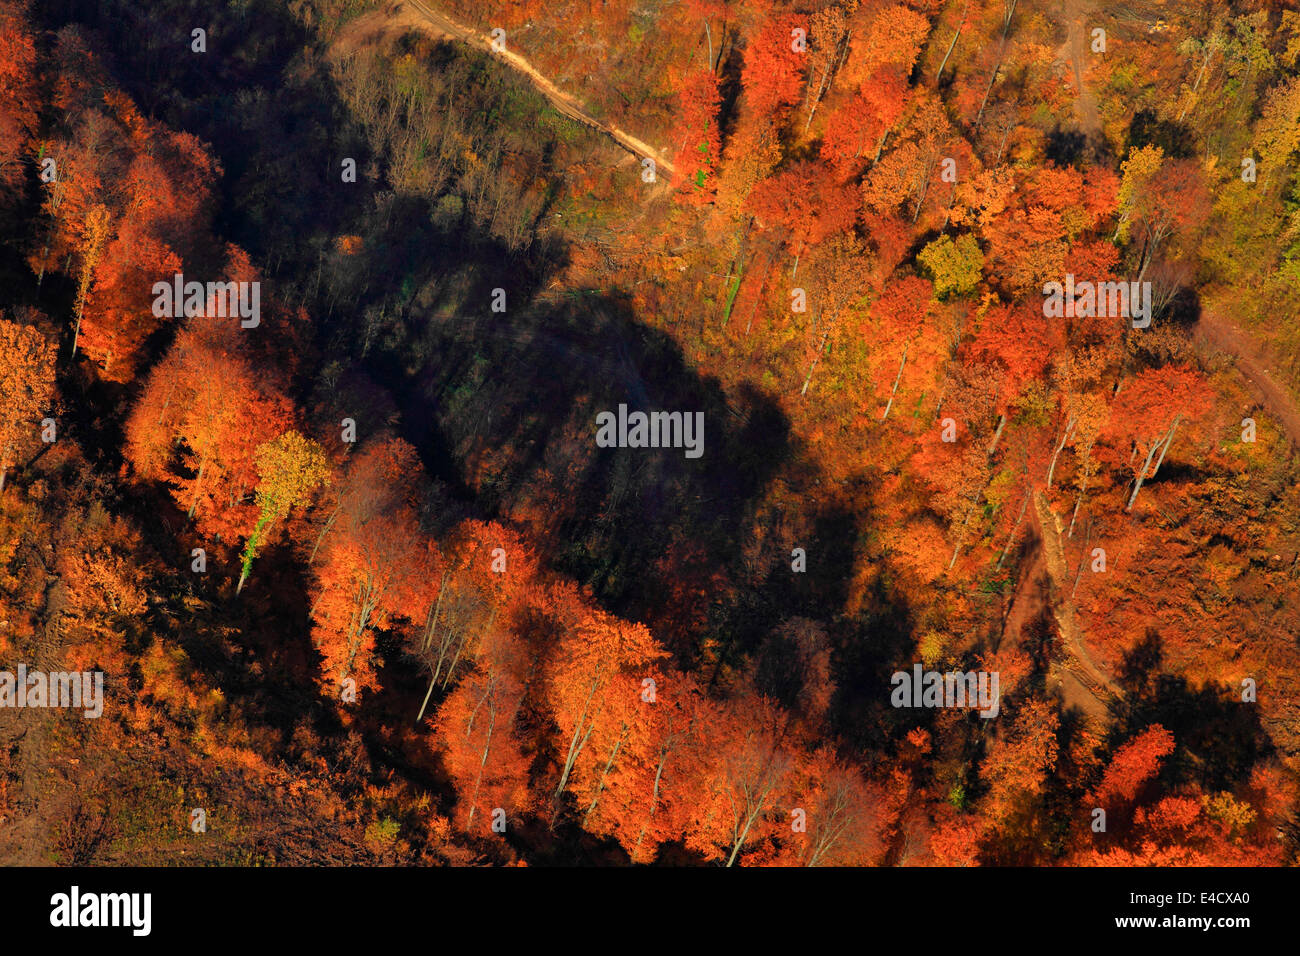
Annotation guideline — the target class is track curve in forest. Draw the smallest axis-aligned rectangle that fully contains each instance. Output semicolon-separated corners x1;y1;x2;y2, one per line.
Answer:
399;0;677;176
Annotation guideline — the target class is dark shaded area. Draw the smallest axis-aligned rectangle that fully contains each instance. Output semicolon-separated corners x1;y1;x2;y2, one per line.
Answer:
1045;126;1087;167
388;290;801;668
26;0;923;867
1114;631;1273;793
1127;108;1196;159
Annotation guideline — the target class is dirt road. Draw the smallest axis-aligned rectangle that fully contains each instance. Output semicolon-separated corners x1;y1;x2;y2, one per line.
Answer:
398;0;676;176
1196;312;1300;448
1064;0;1102;138
1032;492;1123;716
998;489;1120;725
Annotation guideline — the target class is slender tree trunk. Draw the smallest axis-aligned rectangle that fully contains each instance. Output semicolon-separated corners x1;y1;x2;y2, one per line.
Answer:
726;775;778;867
744;252;774;337
948;490;982;570
71;298;86;361
431;621;459;686
188;458;208;519
1046;415;1077;489
416;671;439;723
973;42;1008;131
307;503;342;566
583;730;627;826
987;413;1007;455
804;61;833;132
801;326;832;397
1136;239;1155;287
465;686;498;831
1177;49;1212;122
935;2;969;84
1150;415;1181;478
36;226;52;289
939;182;960;232
1126;440;1161;511
421;570;450;653
1070;520;1093;599
631;741;673;860
911;159;938;223
1068;470;1090;538
440;626;468;688
555;677;601;801
871;131;889;167
882;343;909;421
994;123;1012;165
806;788;851;866
236;507;273;596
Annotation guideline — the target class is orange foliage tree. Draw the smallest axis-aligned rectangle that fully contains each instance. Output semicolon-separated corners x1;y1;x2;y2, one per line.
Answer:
0;318;56;494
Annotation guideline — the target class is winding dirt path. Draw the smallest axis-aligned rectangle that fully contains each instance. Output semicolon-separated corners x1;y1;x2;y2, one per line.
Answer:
1064;0;1102;138
1027;310;1300;720
398;0;676;176
1000;493;1118;725
1032;492;1123;715
1196;312;1300;448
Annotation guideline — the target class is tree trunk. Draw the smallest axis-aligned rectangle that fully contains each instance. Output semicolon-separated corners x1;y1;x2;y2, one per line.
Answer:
744;252;775;337
1046;415;1077;489
911;159;937;223
935;3;969;84
987;413;1007;455
71;299;85;361
36;229;51;289
881;342;909;421
307;504;342;566
464;687;498;831
1070;520;1092;599
188;457;208;519
871;131;889;167
1125;440;1161;511
421;570;450;653
725;774;778;867
801;326;832;397
583;730;627;826
1068;471;1090;539
554;677;601;801
416;671;439;723
804;57;835;132
973;44;1007;131
1176;48;1212;122
1150;415;1181;478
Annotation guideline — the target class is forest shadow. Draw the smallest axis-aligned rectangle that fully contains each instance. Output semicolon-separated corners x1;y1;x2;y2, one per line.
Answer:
1114;630;1272;793
384;285;807;667
1161;284;1203;335
1045;126;1088;167
36;0;926;860
1127;108;1197;160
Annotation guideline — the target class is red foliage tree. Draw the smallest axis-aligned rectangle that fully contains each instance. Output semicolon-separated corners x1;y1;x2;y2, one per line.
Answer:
672;68;722;205
739;15;806;119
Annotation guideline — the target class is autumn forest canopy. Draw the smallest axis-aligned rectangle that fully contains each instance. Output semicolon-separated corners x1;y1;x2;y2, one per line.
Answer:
2;0;1300;872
